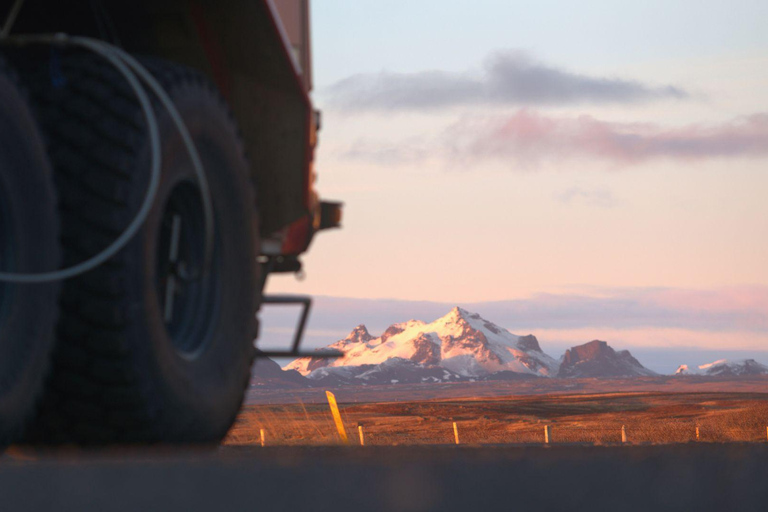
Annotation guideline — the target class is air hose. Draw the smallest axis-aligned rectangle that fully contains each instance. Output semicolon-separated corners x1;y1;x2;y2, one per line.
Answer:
0;33;215;283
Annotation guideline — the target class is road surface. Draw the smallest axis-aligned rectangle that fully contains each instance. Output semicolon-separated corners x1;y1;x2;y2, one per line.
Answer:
1;444;766;511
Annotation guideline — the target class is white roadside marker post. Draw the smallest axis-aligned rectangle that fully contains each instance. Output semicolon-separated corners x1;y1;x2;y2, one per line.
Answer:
453;422;460;445
358;425;365;446
621;425;627;444
544;425;551;444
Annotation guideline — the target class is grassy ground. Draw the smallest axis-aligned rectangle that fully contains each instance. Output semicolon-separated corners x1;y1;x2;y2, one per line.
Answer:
225;391;768;446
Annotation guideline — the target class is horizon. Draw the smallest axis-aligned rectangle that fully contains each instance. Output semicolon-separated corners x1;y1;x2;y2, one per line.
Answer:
259;292;768;375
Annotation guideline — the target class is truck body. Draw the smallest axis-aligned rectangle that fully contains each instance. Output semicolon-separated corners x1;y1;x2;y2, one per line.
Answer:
9;0;339;255
0;0;340;444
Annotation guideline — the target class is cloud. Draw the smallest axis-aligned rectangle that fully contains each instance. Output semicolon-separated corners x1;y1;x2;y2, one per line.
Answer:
326;50;688;111
475;287;768;333
447;111;768;165
339;111;768;166
340;138;432;166
557;186;616;208
264;286;768;334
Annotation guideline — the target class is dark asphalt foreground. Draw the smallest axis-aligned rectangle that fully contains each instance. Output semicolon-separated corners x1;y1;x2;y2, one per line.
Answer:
1;444;767;512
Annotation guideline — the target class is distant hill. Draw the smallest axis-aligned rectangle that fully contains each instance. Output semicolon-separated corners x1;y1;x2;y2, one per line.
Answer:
250;356;311;389
675;359;768;377
557;340;657;378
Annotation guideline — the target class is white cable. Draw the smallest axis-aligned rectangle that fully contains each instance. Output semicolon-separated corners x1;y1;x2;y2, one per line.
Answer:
0;34;214;283
0;34;160;283
107;45;215;273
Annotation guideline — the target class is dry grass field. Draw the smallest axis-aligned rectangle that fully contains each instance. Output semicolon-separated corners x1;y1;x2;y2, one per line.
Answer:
225;390;768;446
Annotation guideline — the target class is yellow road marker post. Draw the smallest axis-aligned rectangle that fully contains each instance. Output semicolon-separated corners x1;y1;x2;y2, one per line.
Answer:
326;391;348;444
453;422;460;445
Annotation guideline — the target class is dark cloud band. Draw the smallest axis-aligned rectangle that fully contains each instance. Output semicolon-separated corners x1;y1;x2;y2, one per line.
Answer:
261;287;768;335
326;50;688;111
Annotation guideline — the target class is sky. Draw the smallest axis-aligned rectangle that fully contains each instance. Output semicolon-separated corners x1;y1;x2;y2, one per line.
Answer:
263;0;768;368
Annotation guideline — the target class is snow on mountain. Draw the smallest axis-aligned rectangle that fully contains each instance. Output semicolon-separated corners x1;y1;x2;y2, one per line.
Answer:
556;340;656;378
306;358;466;386
286;307;559;378
675;359;768;376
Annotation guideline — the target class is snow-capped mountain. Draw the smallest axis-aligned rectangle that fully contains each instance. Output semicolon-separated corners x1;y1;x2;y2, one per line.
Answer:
285;307;559;379
556;340;656;378
675;359;768;377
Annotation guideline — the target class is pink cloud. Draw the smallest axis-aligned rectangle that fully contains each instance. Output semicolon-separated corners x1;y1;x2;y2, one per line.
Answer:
446;111;768;164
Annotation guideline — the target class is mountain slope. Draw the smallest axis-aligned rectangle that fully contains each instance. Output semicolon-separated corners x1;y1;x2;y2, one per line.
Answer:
286;307;558;378
675;359;768;376
250;357;312;389
557;340;656;378
306;358;466;386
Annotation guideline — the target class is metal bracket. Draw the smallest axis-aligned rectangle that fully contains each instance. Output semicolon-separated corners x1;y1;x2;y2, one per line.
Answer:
256;294;342;359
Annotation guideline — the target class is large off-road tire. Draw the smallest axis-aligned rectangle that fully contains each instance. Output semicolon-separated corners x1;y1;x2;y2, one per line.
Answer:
21;53;259;444
0;58;60;445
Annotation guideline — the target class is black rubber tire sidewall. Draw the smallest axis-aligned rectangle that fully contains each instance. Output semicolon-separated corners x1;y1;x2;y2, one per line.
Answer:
122;81;259;441
0;62;59;443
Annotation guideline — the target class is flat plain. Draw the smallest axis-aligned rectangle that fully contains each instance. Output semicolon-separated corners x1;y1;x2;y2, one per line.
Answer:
228;376;768;446
3;378;768;511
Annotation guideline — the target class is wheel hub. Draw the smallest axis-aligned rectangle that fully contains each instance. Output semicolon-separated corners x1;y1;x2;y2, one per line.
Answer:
155;181;219;358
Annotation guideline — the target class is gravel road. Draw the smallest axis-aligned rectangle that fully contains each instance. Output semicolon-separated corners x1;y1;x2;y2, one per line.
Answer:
1;444;766;511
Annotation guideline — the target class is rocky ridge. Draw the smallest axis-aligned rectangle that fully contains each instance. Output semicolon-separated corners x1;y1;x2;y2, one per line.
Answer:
675;359;768;377
284;308;656;384
557;340;657;378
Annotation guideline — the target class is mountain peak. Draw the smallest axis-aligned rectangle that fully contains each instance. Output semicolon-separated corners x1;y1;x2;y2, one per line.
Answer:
517;334;542;352
442;306;479;323
563;340;610;363
560;340;610;367
285;307;559;378
347;324;373;343
448;306;465;318
558;340;655;378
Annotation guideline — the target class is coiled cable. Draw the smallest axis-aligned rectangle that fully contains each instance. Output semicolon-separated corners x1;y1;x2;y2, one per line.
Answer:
0;33;214;283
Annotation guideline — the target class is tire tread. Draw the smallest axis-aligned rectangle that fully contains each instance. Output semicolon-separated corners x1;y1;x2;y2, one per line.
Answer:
21;53;256;444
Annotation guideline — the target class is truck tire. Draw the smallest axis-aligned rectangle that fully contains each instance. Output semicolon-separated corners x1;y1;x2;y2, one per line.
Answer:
0;59;60;445
22;54;259;444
